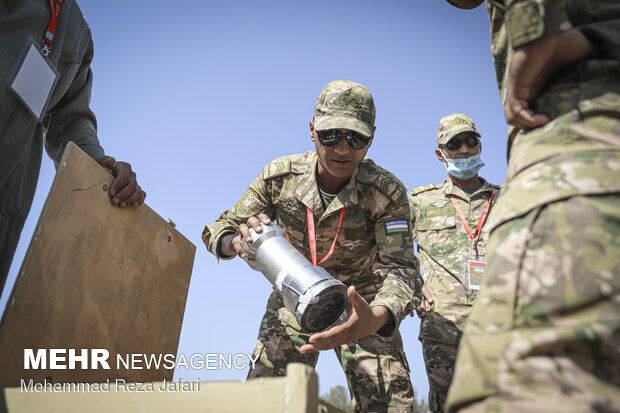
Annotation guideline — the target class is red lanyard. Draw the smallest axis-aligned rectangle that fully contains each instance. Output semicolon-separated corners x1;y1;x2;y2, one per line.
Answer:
42;0;64;55
449;192;493;249
306;207;346;266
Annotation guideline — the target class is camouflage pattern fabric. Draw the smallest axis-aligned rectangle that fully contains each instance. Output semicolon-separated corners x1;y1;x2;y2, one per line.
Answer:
313;79;376;138
449;195;620;412
203;151;421;330
203;151;422;411
443;0;620;411
421;340;458;412
436;113;481;146
248;291;415;413
409;178;500;412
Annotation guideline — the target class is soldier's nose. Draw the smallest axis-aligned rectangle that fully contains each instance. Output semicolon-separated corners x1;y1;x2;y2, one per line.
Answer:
334;137;351;154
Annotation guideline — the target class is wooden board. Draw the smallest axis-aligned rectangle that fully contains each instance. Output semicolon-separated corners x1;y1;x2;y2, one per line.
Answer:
0;143;195;387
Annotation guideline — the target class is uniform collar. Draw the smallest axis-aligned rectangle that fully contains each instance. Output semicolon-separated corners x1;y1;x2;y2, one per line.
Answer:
442;176;492;200
296;152;360;219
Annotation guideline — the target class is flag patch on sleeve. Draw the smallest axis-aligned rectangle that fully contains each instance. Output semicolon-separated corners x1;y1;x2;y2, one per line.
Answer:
386;220;409;234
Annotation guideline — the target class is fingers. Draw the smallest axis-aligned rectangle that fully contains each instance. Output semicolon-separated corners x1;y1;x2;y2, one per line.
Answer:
300;286;379;354
111;172;135;206
347;285;360;305
96;156;116;170
245;216;263;235
300;343;318;353
300;321;353;354
415;286;434;318
504;95;550;129
257;214;271;225
231;231;246;258
241;214;272;243
103;160;146;208
108;162;130;199
308;317;353;344
238;224;252;244
133;189;146;207
416;301;428;318
422;285;433;304
236;215;272;258
246;214;271;235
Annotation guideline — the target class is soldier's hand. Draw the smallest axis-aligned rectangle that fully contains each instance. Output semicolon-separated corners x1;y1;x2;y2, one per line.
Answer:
505;29;595;130
416;285;434;318
96;156;146;208
227;214;272;258
299;286;391;353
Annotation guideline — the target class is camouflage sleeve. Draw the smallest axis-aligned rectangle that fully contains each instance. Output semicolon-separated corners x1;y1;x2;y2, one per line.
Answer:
202;172;276;261
370;192;423;336
407;191;419;244
503;0;573;48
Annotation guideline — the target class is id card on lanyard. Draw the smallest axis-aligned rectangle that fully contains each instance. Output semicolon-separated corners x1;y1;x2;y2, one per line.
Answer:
7;0;64;122
451;193;493;292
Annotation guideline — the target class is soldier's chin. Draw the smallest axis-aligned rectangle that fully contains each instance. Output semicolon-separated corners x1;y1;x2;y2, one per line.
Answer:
328;161;354;176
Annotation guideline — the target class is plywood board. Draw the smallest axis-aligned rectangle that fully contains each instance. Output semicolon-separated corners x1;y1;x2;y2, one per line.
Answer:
0;143;195;387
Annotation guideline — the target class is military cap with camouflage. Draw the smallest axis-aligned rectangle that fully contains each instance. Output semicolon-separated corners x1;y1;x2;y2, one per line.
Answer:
313;79;375;138
436;113;481;146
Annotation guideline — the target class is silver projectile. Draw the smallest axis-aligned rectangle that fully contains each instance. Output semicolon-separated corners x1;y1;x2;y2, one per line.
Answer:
242;223;348;332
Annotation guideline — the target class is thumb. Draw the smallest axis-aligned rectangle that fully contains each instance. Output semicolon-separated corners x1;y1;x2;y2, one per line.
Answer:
348;286;363;310
98;156;117;170
422;285;434;304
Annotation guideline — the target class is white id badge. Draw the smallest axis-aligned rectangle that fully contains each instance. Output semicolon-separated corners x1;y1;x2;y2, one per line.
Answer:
7;37;59;122
466;257;486;291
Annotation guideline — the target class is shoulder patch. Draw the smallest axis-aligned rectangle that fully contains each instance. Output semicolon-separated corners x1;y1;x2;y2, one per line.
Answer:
410;184;438;196
357;159;406;202
262;160;291;180
372;172;406;203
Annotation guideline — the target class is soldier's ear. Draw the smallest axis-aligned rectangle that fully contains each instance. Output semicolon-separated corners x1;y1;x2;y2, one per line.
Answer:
435;148;445;163
310;119;316;143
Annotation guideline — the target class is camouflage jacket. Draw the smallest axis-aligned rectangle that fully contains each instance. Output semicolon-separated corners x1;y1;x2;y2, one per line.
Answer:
203;151;422;334
408;178;500;345
447;0;620;232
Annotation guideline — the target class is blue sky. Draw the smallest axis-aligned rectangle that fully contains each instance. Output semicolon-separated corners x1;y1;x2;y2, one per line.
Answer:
1;0;509;403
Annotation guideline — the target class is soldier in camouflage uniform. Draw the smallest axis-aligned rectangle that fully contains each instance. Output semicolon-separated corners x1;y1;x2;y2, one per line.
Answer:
443;1;620;412
203;80;422;412
408;114;500;412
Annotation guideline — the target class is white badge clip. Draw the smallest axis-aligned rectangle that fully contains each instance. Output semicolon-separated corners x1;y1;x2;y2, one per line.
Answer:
7;37;60;122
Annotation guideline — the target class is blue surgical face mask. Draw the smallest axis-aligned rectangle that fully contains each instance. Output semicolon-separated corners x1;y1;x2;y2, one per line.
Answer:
441;150;485;180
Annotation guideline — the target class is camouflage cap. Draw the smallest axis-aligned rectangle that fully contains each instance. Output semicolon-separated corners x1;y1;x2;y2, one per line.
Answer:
314;80;375;138
436;113;481;146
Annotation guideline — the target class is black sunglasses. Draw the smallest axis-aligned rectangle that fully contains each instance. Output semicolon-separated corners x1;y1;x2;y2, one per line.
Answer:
440;135;480;151
316;129;371;150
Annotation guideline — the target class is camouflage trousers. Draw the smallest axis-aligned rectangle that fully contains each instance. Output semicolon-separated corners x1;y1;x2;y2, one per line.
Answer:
248;291;415;413
446;194;620;412
421;339;458;412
